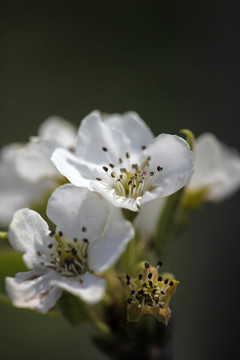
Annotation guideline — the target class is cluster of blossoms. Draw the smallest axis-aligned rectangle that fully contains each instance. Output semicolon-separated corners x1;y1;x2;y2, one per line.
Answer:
1;110;240;325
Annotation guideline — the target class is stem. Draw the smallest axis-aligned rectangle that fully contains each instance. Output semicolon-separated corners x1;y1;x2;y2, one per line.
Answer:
155;188;185;257
88;308;112;336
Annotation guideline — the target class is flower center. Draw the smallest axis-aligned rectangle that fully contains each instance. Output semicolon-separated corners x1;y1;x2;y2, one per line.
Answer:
125;262;173;308
96;147;163;199
38;230;89;277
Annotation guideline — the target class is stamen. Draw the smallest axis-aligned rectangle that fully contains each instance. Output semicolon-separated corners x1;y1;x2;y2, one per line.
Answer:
96;177;102;181
141;145;146;150
102;166;108;172
157;166;163;172
109;163;115;168
102;147;108;152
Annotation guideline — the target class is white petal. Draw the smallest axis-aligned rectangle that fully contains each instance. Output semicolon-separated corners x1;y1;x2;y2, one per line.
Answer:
105;111;154;151
0;144;58;225
189;133;240;201
6;269;62;313
38;116;77;148
134;197;166;237
146;134;194;197
50;272;106;303
15;137;60;182
75;111;131;165
52;148;94;187
9;209;50;269
90;180;140;211
89;205;134;273
47;184;110;242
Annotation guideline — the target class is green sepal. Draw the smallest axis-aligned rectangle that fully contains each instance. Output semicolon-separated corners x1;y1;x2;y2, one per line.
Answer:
182;186;210;210
58;292;91;326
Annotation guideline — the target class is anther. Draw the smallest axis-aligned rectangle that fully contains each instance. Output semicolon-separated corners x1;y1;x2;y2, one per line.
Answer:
96;178;102;181
158;276;162;282
148;280;153;287
118;157;123;164
169;281;174;287
37;251;42;256
58;231;63;237
126;152;130;158
111;172;116;178
157;166;163;172
141;145;146;150
147;302;153;307
49;231;55;237
137;289;144;295
83;239;89;243
138;274;143;280
48;244;53;249
148;273;153;279
159;304;164;308
150;172;154;176
102;147;108;152
161;291;165;295
157;261;163;267
164;279;169;285
130;290;135;295
145;262;150;269
103;166;108;172
109;163;115;168
128;180;132;186
126;274;131;281
71;248;78;256
82;227;87;232
127;298;132;304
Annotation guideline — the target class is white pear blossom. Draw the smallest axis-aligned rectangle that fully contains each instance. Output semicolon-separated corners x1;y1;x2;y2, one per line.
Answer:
187;133;240;201
52;111;194;212
0;116;77;225
6;185;134;313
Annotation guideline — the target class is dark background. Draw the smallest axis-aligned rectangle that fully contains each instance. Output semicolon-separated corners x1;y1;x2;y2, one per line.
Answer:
0;1;240;359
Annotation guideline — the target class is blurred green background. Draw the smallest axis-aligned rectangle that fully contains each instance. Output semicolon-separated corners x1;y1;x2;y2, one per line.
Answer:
1;1;240;359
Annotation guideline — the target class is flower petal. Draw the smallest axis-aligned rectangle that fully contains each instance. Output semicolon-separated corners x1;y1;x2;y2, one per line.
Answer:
75;111;131;165
50;272;106;303
89;208;134;273
51;148;94;187
38;116;77;148
47;184;110;242
189;133;240;201
134;197;165;237
90;181;140;211
6;269;62;313
9;208;51;269
15;137;60;182
105;111;154;152
146;134;194;197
